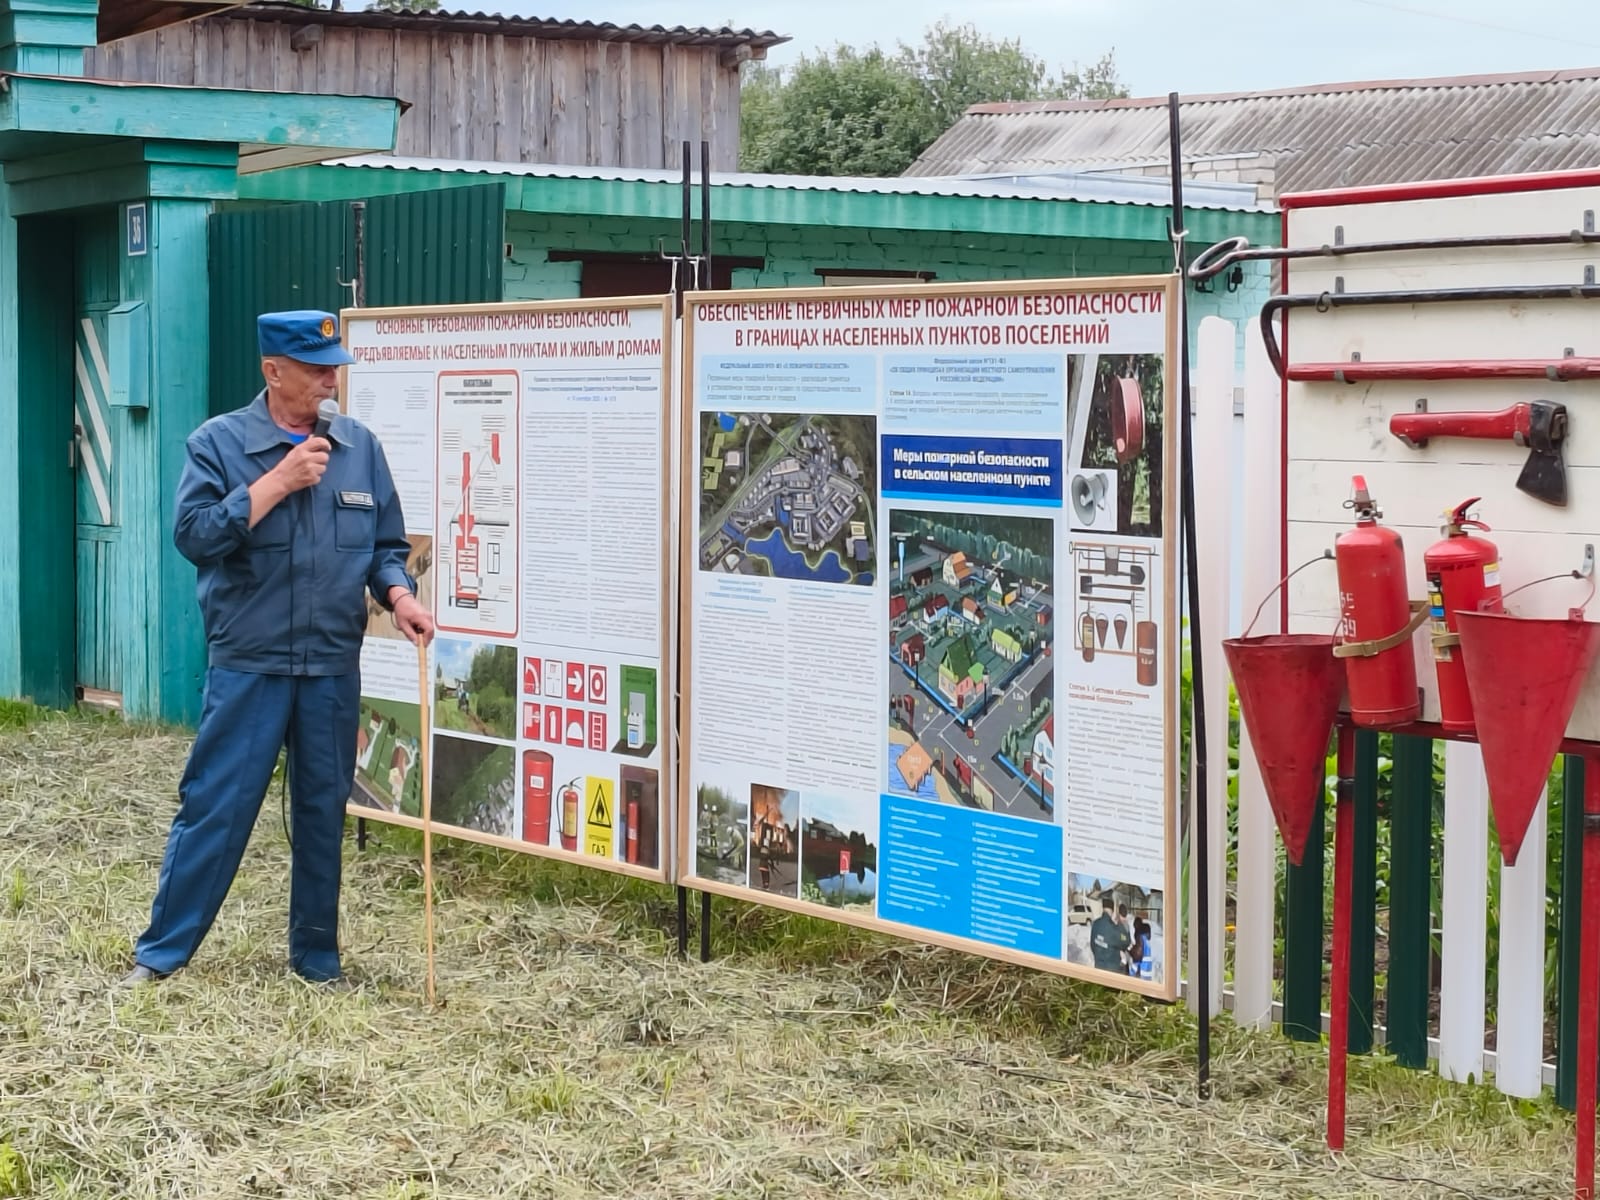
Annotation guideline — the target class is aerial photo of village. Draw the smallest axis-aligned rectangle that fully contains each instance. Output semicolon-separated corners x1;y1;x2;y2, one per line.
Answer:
886;511;1056;822
698;411;877;586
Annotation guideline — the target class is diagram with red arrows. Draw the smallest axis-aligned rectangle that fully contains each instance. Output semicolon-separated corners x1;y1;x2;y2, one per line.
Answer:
436;371;520;637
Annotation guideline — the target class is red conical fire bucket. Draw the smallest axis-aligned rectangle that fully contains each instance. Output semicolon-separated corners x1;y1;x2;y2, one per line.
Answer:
1223;633;1344;865
1456;610;1600;866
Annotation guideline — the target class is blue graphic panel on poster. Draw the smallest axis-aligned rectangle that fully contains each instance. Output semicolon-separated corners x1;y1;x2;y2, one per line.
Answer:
877;795;1063;958
881;434;1062;508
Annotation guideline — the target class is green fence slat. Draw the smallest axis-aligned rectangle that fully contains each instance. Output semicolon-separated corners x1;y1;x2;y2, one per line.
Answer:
1348;728;1379;1056
1282;766;1327;1043
1386;734;1433;1069
1557;754;1584;1111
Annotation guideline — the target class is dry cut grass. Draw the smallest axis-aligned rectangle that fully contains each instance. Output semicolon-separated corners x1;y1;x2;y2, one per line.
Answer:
0;710;1578;1198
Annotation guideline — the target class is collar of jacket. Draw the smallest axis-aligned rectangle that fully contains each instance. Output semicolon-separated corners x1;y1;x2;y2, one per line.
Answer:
242;389;353;454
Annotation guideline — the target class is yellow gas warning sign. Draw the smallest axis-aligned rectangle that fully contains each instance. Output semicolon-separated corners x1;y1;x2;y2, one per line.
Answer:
584;776;613;858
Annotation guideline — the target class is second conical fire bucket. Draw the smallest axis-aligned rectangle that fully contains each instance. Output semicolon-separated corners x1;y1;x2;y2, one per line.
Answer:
1223;633;1344;865
1456;610;1600;866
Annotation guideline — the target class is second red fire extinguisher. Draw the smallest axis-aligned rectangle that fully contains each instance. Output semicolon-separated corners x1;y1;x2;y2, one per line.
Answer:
1333;476;1427;728
1424;497;1503;733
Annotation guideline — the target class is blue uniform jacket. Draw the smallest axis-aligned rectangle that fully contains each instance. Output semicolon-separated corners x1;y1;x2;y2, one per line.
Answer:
174;391;415;676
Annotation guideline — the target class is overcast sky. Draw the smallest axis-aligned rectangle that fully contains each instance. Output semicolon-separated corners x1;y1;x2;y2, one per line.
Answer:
513;0;1600;96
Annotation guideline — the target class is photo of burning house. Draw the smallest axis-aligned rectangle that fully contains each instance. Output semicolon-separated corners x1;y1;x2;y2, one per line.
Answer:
749;782;801;897
800;793;877;909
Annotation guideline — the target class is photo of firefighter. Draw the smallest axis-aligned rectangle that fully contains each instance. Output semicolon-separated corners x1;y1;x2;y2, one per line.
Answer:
1065;874;1164;985
749;783;801;897
695;779;749;886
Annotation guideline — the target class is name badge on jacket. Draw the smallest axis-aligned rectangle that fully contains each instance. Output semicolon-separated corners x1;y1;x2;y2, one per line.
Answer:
338;491;375;508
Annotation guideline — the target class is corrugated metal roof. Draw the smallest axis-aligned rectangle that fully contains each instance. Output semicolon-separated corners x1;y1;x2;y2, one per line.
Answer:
223;1;788;50
322;154;1270;212
906;67;1600;195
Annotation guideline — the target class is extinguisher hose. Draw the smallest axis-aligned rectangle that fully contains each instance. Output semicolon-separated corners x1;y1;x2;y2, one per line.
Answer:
1241;552;1335;639
1500;570;1596;612
1332;602;1430;658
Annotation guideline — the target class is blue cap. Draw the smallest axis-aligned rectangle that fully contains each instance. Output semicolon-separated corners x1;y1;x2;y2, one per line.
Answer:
257;310;355;366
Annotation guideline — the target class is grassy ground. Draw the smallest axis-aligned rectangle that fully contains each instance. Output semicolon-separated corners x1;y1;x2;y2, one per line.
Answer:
0;707;1577;1199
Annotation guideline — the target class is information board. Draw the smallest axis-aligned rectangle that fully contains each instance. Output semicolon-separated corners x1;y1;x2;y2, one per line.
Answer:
341;298;675;882
677;278;1180;995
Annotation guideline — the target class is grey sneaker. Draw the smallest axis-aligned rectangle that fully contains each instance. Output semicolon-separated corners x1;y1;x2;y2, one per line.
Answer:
117;964;169;988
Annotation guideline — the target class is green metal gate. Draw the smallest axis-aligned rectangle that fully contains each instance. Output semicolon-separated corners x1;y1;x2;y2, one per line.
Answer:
208;183;505;415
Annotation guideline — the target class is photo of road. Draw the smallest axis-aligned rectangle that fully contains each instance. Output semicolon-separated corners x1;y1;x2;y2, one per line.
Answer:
698;411;877;586
886;511;1056;822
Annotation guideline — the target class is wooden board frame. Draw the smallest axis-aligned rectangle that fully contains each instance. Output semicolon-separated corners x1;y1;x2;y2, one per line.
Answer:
673;275;1181;999
336;294;679;885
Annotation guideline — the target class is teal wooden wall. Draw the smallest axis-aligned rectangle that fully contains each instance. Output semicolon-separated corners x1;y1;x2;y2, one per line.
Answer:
210;185;504;414
123;200;212;724
0;183;16;700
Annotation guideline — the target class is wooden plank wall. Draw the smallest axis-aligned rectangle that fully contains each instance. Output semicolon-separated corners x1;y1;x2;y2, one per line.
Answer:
85;20;743;170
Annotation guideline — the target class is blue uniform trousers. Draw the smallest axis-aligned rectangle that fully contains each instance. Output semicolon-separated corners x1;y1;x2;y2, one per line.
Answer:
134;667;360;981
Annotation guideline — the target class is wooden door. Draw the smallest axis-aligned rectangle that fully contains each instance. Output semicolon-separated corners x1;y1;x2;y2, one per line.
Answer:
74;212;122;706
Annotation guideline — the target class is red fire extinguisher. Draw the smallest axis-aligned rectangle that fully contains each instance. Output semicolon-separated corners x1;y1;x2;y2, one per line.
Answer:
1334;476;1423;728
1424;497;1503;733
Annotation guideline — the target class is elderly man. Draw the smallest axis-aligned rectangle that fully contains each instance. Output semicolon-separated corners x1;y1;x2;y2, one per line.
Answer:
123;310;435;987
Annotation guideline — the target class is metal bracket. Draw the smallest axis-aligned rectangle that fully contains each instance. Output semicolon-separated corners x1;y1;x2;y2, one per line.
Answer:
1586;210;1596;235
1334;276;1345;294
1332;350;1362;385
1586;264;1596;286
1583;544;1595;579
1334;225;1345;246
1414;397;1428;413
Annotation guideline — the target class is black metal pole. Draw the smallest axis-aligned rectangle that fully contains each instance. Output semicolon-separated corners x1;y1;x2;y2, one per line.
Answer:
673;138;695;962
676;886;689;959
1168;91;1211;1100
356;816;367;850
699;891;712;962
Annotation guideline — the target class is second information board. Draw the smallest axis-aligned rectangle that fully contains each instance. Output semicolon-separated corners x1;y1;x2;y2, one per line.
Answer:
677;278;1179;996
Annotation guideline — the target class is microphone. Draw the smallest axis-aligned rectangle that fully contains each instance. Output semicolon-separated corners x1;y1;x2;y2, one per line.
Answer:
313;398;339;444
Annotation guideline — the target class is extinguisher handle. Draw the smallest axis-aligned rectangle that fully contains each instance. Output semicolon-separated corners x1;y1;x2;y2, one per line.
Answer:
1448;496;1490;531
1389;403;1530;448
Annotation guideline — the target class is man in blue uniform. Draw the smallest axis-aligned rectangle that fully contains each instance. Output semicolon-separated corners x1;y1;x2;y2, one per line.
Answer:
123;310;435;987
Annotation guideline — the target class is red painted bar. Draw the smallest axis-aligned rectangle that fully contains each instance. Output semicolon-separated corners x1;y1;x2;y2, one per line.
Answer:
1288;358;1600;384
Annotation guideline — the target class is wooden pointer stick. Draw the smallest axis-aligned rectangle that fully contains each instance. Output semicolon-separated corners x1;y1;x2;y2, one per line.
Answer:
416;636;437;1007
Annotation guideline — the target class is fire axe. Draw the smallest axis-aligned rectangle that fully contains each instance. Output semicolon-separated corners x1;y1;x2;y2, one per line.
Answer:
1388;400;1568;507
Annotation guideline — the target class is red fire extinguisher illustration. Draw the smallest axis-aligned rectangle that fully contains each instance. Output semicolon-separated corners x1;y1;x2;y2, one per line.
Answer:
1424;497;1503;733
558;777;581;851
1334;476;1425;728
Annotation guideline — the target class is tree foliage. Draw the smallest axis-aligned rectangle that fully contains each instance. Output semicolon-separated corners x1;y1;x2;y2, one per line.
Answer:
741;21;1127;176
